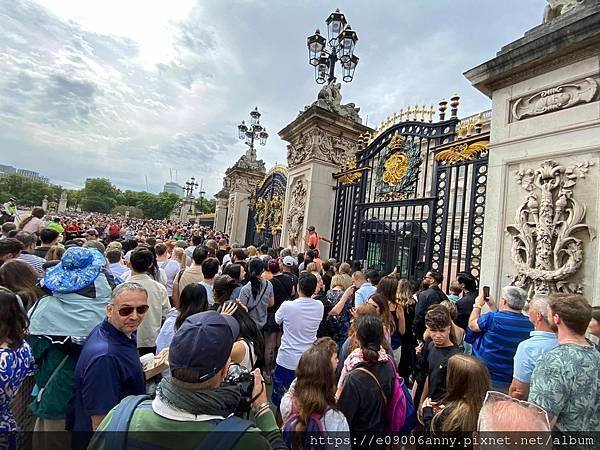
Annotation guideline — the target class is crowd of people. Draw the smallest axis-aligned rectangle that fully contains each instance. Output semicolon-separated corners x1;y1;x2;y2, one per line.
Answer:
0;207;599;450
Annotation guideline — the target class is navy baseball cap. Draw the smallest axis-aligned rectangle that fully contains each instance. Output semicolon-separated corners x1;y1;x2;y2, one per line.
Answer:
169;310;239;382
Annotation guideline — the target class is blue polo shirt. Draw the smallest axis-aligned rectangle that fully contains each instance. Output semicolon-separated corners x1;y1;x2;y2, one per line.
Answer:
473;310;534;384
354;282;376;307
513;330;557;384
67;319;145;450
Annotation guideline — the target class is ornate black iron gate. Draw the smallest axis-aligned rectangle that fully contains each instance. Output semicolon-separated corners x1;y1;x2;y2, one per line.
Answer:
245;166;288;247
332;100;489;289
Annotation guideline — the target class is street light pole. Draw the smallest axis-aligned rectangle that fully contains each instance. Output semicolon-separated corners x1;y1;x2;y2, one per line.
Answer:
237;107;269;159
198;179;206;213
307;8;359;85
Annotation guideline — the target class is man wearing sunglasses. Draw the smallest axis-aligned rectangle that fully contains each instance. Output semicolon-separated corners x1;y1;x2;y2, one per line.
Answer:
67;282;149;450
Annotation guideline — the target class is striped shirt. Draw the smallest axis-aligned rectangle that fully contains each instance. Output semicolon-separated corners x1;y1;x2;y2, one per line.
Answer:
18;252;45;276
473;310;533;384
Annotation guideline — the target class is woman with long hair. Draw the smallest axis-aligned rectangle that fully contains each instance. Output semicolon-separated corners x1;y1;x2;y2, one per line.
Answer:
237;258;274;330
0;287;36;446
337;315;395;442
18;207;45;234
44;245;65;262
396;278;417;382
366;293;396;342
224;263;246;301
336;303;380;378
155;283;210;357
376;276;401;344
212;274;237;309
325;274;353;350
424;353;490;433
281;338;349;449
0;259;44;309
221;301;265;371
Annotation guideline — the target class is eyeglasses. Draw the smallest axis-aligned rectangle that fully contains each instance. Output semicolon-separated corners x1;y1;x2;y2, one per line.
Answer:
479;390;550;430
117;305;149;317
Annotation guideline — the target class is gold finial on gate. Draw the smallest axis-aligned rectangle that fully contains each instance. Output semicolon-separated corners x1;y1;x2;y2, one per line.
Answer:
428;104;435;122
398;108;404;122
420;103;427;122
413;103;419;121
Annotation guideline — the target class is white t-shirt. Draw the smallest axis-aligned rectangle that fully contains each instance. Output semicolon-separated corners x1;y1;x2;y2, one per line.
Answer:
158;258;181;296
275;297;324;371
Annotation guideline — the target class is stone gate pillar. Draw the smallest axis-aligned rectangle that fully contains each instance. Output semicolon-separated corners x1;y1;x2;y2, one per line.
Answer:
214;185;229;232
223;153;266;244
279;82;370;258
464;1;600;304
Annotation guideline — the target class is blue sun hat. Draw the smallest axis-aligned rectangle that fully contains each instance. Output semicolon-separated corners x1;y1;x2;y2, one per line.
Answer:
42;247;106;294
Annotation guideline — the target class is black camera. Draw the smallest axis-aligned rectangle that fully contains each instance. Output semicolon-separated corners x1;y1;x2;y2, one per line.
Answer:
224;363;254;413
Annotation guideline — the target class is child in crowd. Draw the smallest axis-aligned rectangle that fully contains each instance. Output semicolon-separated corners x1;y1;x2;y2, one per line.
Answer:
447;280;462;303
418;305;460;422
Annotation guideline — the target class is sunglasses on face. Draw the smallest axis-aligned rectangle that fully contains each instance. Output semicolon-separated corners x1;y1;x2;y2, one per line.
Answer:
117;305;149;317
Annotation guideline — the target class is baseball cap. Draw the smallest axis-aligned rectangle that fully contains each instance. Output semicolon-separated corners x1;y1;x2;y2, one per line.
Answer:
169;310;240;382
85;228;98;236
307;225;315;231
283;256;297;267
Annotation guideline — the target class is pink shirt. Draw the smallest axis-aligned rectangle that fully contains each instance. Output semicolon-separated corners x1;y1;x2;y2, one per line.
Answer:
21;216;45;233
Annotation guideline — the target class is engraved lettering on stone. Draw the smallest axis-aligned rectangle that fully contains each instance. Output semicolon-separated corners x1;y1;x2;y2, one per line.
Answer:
512;77;598;121
506;160;595;296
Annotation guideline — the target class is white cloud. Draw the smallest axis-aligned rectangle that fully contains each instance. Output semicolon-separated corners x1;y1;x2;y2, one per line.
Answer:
0;0;548;197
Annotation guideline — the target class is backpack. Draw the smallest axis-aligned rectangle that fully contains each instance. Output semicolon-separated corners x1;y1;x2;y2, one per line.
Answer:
282;398;326;450
98;394;254;450
354;360;416;433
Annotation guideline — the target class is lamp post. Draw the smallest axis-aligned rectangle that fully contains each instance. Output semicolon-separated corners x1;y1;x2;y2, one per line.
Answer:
306;8;359;84
197;179;206;213
237;107;269;160
184;177;198;199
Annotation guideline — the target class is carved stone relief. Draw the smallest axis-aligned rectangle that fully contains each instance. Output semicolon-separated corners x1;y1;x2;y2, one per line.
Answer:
543;0;586;23
225;195;235;236
287;128;359;168
511;77;599;121
506;159;595;296
298;80;362;123
286;177;308;248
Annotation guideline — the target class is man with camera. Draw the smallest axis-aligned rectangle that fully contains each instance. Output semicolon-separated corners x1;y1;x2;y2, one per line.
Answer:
89;310;286;450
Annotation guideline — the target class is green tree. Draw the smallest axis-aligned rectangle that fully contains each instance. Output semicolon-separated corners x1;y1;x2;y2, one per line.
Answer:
80;178;119;213
0;174;63;207
112;205;144;218
195;197;216;214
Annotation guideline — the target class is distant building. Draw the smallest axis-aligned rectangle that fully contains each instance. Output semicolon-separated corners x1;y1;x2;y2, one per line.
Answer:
0;164;17;176
16;169;49;183
0;165;49;183
163;182;184;198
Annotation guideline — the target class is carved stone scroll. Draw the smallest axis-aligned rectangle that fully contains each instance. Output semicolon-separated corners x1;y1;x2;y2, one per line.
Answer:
506;160;595;296
511;77;598;121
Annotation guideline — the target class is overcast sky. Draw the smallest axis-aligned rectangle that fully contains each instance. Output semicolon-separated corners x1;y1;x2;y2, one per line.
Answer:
0;0;547;197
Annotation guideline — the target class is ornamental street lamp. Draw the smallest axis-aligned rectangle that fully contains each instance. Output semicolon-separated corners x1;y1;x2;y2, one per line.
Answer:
237;106;269;159
306;8;359;84
184;177;198;198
